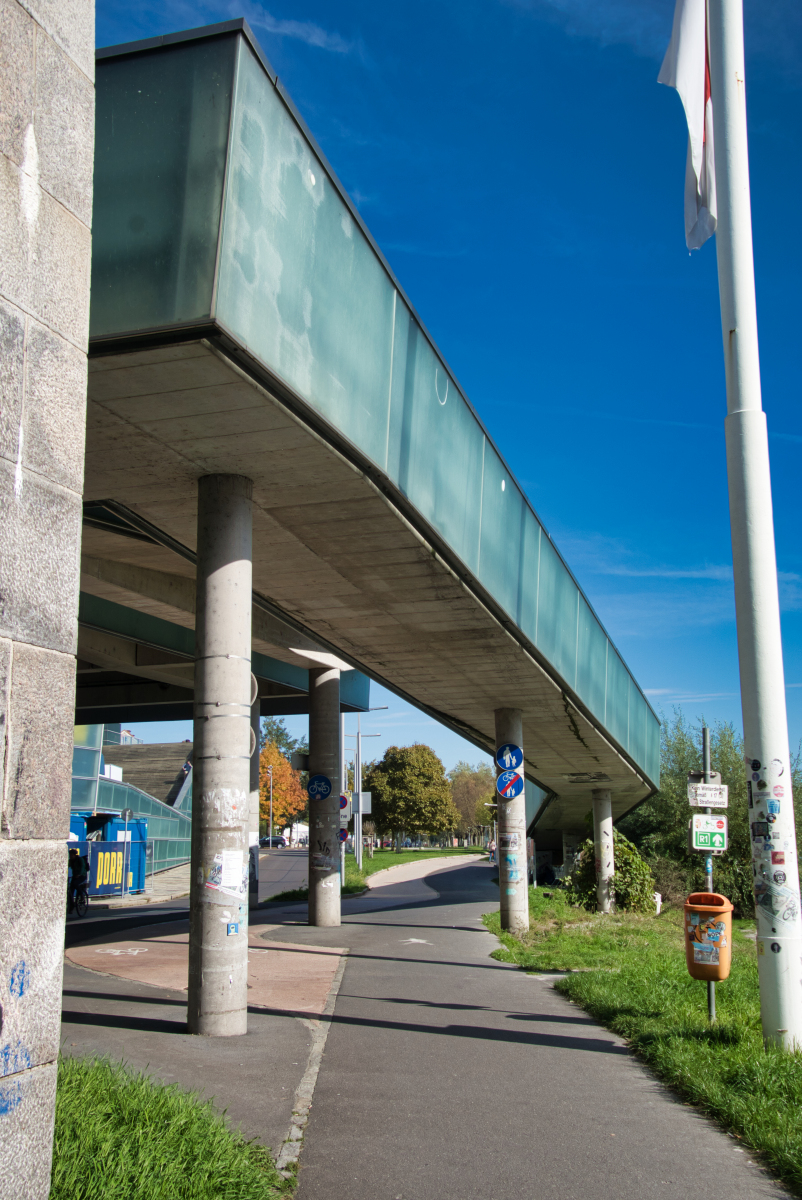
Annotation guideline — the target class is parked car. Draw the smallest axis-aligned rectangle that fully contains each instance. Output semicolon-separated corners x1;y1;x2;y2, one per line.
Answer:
259;836;286;848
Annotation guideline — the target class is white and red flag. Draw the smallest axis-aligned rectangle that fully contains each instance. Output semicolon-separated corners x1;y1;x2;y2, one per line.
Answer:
658;0;717;249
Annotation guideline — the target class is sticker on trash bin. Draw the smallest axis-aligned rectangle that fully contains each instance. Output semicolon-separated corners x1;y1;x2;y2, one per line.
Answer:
693;943;720;965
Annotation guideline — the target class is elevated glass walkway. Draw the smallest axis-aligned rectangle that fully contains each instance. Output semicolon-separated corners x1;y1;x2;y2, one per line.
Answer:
88;20;659;829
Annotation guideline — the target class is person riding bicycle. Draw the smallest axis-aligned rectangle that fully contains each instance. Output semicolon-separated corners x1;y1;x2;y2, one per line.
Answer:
68;847;88;913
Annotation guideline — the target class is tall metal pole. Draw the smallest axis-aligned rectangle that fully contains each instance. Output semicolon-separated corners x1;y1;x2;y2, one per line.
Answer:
269;764;273;844
702;727;716;1022
356;715;362;871
708;0;802;1049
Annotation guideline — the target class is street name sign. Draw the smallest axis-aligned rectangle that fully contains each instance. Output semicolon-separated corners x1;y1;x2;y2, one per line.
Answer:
688;783;729;808
692;814;728;852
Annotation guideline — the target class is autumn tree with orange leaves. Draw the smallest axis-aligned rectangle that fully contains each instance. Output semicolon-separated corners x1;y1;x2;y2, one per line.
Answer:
259;741;306;834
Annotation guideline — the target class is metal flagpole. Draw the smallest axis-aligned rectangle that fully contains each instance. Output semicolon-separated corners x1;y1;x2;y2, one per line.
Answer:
708;0;802;1049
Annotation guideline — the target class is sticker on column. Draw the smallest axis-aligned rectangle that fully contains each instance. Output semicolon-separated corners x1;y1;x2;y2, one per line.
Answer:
307;774;332;800
204;849;245;898
497;769;524;799
500;833;519;850
496;744;523;771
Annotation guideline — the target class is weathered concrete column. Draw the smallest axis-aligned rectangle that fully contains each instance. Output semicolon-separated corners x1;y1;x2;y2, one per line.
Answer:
249;694;260;910
562;831;582;877
495;708;529;935
308;667;341;927
592;789;614;913
0;0;94;1189
188;475;253;1036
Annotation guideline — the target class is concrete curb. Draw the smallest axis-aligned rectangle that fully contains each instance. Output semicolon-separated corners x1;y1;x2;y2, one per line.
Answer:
274;949;350;1177
365;853;488;889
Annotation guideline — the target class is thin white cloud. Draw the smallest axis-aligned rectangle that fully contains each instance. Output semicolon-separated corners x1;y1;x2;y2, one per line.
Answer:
236;1;353;53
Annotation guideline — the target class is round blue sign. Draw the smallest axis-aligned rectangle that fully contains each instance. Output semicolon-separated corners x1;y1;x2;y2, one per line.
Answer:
496;743;523;771
337;829;348;843
307;774;332;800
497;769;524;799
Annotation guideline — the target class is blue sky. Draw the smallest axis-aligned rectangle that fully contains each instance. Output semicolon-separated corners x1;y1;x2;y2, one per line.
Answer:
100;0;802;769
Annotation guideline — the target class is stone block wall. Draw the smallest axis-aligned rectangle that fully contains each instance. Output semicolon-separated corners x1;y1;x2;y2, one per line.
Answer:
0;0;93;1192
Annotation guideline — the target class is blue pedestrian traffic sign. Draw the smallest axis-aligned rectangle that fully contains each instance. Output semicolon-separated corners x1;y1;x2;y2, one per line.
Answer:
496;743;523;771
307;774;332;800
497;769;524;799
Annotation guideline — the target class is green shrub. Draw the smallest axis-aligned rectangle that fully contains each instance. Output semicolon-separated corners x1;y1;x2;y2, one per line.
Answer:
565;830;656;913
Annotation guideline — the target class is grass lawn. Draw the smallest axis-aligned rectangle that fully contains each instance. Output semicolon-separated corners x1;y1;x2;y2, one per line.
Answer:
267;846;485;903
52;1057;290;1200
485;887;802;1195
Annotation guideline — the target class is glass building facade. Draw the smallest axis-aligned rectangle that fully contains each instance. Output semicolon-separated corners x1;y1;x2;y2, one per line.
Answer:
72;725;192;873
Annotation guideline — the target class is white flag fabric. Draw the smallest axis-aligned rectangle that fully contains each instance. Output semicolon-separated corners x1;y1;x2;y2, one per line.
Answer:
658;0;717;249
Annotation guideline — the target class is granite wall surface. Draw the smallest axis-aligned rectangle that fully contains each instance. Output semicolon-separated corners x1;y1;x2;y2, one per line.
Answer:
0;0;93;1192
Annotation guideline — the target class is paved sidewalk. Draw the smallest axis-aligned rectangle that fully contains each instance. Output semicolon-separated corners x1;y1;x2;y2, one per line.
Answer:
60;908;345;1158
260;860;789;1200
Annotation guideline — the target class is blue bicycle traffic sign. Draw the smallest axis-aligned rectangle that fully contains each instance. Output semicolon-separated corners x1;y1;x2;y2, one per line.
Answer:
496;743;523;771
497;769;524;799
307;774;332;800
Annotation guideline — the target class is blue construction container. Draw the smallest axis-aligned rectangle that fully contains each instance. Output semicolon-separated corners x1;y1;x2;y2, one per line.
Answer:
69;810;147;895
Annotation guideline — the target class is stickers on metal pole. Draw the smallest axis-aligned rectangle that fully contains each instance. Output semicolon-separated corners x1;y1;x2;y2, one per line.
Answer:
307;774;332;800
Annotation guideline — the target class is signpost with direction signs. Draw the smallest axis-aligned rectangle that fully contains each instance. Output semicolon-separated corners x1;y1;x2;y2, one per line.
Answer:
691;813;728;852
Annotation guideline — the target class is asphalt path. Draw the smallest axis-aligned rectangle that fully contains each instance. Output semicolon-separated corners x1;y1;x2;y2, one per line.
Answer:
260;858;789;1200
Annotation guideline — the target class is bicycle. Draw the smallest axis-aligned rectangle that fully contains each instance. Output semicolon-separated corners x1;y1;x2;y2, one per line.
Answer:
68;882;88;918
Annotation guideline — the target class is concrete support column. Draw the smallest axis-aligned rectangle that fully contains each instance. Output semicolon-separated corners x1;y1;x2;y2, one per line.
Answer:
592;789;614;914
562;831;582;877
249;695;260;910
188;475;253;1036
308;667;341;927
495;708;529;935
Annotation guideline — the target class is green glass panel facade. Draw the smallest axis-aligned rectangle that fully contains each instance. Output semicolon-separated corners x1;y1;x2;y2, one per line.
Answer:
536;535;578;691
92;35;237;336
72;726;191;873
90;28;660;785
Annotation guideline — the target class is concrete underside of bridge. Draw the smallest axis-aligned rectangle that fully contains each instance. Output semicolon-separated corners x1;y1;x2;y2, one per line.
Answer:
84;338;653;840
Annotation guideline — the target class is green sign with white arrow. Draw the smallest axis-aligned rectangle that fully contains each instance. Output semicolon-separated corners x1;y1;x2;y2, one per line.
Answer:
691;814;728;852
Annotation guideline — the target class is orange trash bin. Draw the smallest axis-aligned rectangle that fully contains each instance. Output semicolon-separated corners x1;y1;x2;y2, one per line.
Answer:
684;892;733;981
